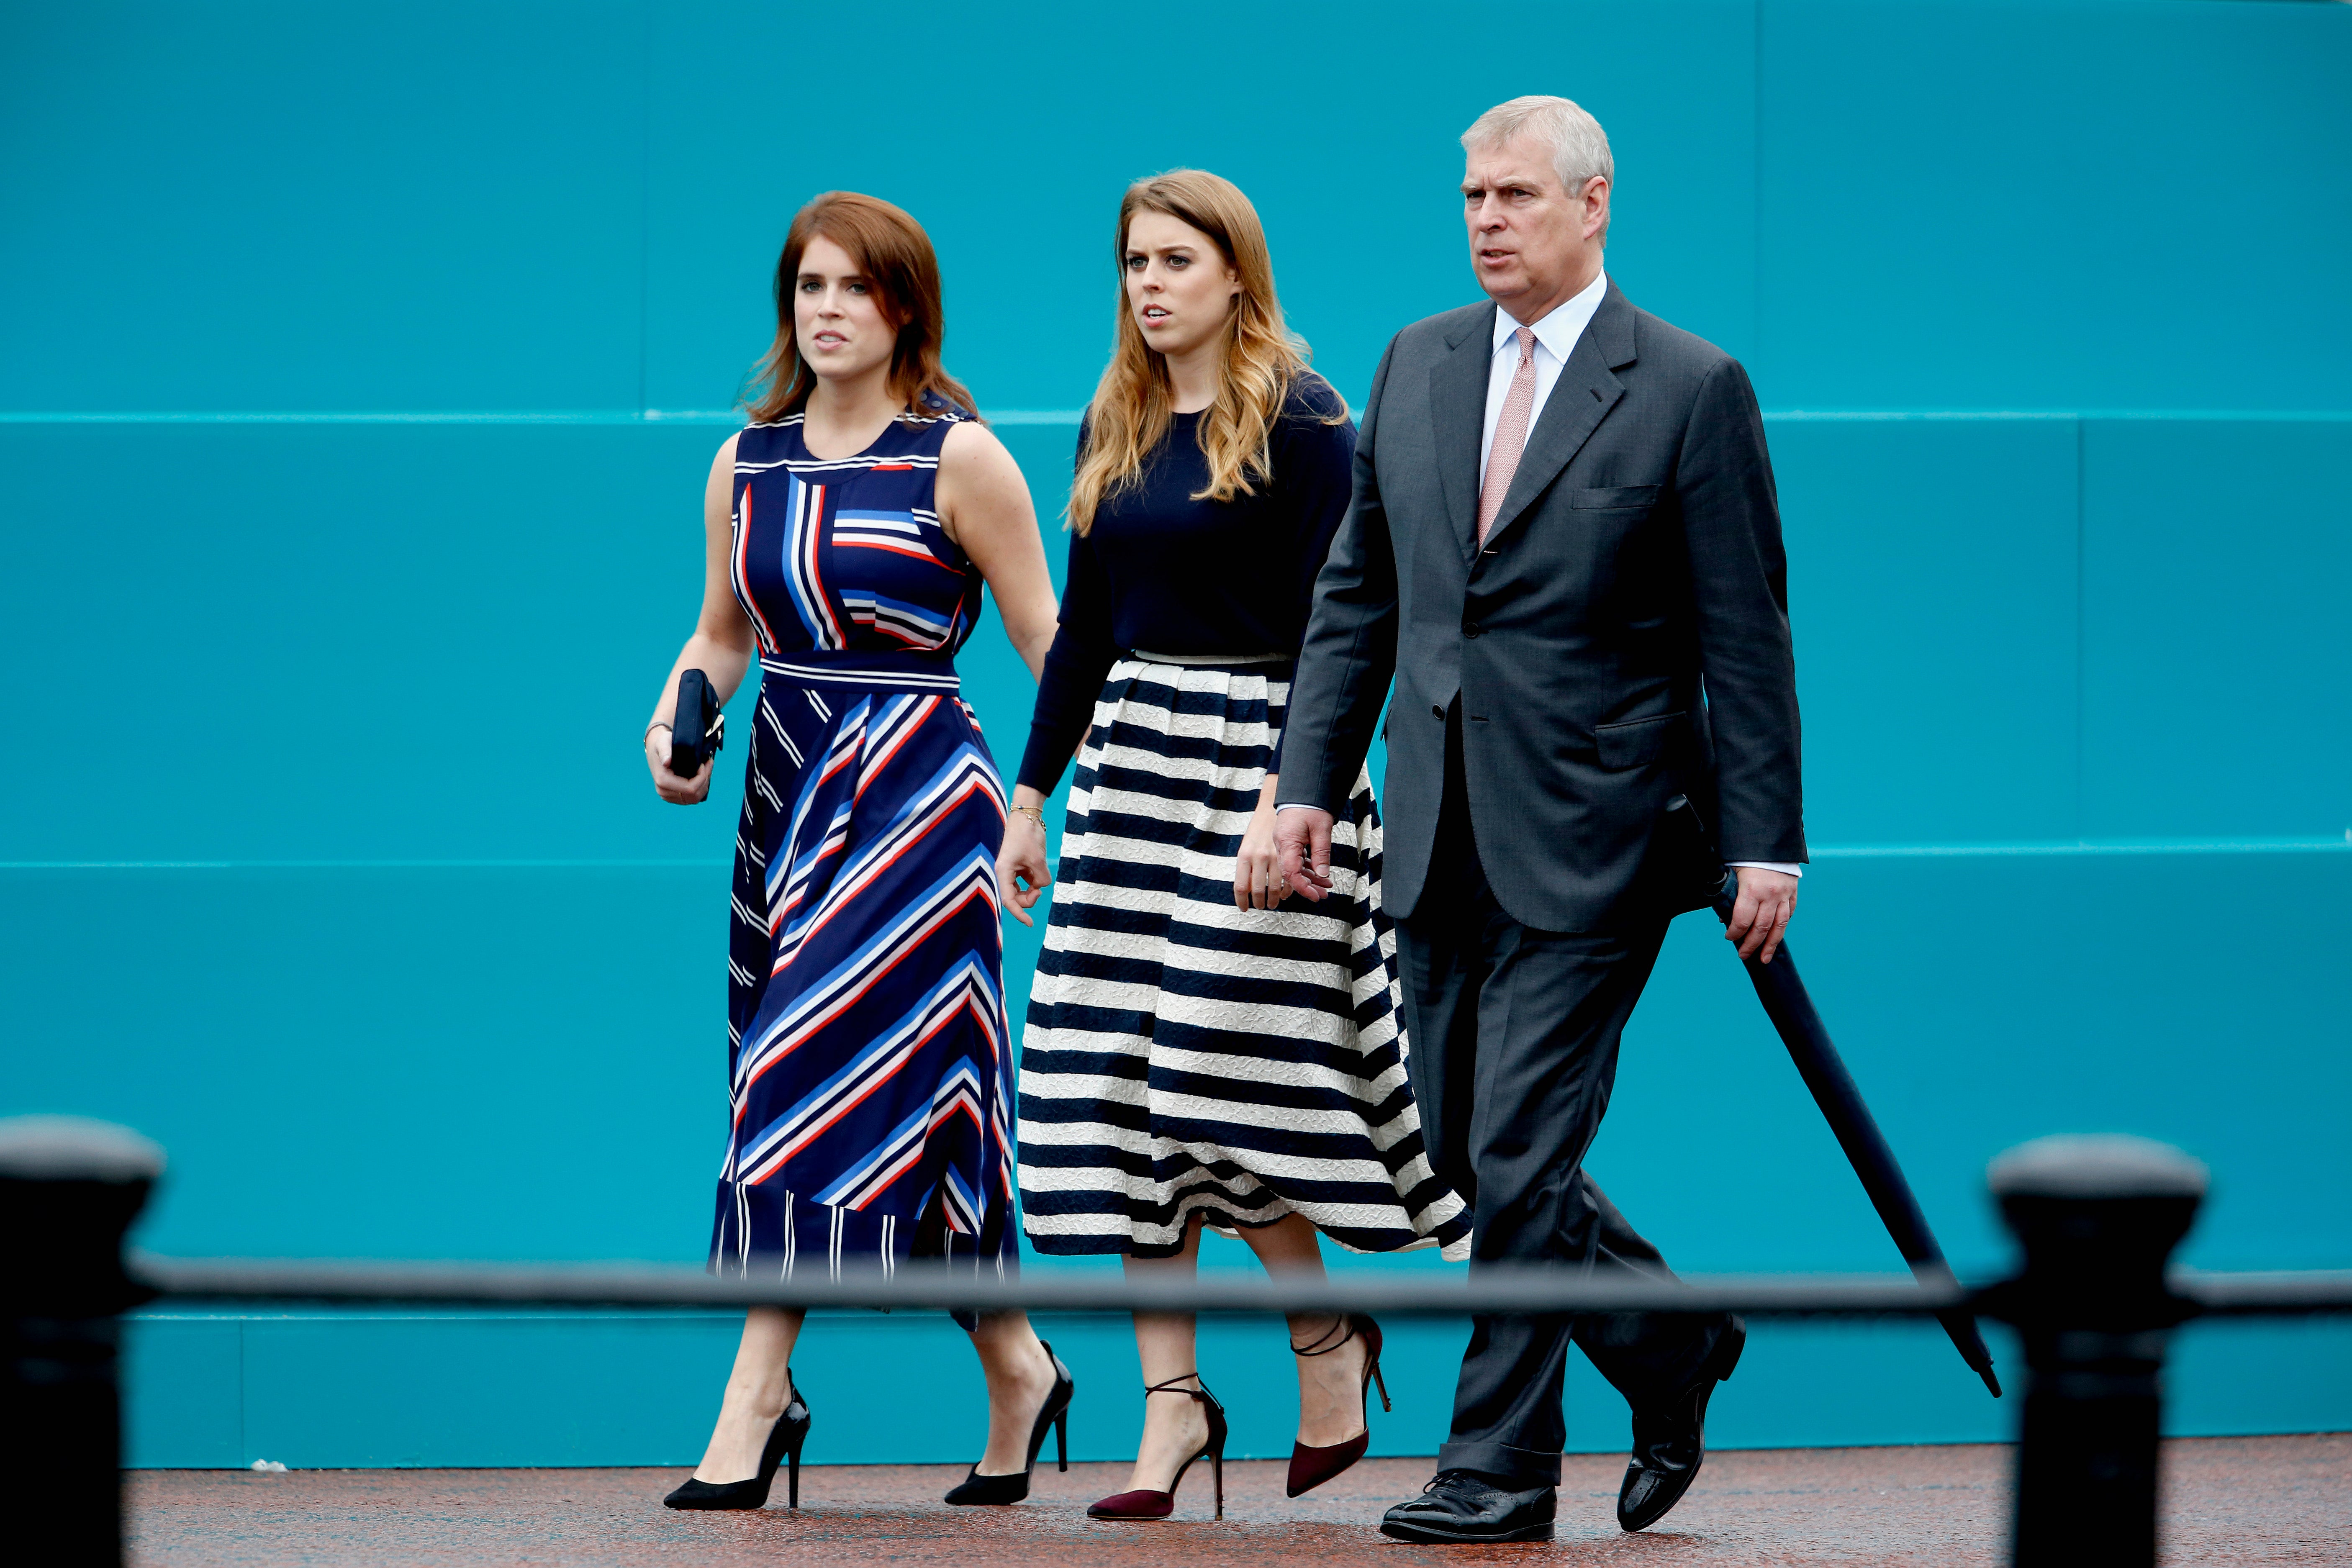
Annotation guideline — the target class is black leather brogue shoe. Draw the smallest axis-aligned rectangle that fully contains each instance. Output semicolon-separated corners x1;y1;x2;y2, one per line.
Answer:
1379;1470;1557;1544
1617;1318;1746;1532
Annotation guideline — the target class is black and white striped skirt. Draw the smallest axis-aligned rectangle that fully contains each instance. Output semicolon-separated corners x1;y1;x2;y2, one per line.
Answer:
1016;654;1471;1260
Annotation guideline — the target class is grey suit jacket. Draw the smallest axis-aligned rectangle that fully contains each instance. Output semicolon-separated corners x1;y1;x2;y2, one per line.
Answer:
1282;283;1805;931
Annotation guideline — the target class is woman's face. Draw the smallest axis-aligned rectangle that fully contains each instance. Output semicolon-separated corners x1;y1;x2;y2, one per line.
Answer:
1123;210;1240;362
794;234;896;383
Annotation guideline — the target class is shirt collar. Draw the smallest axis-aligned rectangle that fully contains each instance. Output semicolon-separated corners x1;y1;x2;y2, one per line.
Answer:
1493;269;1610;362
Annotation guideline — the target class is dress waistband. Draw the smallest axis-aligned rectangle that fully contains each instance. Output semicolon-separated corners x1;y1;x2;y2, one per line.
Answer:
1127;649;1295;668
759;648;961;694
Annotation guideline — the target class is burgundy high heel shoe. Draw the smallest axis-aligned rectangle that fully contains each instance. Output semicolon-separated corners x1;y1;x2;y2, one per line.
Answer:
1086;1375;1228;1522
1286;1313;1389;1497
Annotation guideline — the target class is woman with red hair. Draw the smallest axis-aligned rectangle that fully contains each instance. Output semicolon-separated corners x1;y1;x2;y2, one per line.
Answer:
642;191;1069;1511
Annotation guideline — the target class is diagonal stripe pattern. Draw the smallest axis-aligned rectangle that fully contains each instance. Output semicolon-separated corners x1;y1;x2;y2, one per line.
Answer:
711;404;1018;1289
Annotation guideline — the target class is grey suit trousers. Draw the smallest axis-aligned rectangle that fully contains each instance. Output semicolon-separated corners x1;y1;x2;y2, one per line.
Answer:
1396;711;1736;1486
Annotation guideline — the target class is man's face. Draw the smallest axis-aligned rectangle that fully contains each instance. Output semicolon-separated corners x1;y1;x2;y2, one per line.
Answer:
1461;133;1607;318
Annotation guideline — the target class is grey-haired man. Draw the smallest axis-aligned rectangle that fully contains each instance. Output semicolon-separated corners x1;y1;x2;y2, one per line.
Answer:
1276;95;1805;1542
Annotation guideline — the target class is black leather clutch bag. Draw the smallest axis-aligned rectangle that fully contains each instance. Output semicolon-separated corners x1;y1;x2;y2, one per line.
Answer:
670;669;724;780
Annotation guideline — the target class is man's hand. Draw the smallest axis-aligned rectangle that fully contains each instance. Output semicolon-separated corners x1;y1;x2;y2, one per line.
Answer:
1724;866;1799;965
1276;806;1335;902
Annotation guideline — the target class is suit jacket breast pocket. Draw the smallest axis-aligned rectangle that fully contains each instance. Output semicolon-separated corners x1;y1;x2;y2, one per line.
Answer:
1594;711;1684;770
1570;484;1662;511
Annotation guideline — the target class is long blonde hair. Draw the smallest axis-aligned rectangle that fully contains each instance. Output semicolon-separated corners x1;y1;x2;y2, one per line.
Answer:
1067;170;1339;534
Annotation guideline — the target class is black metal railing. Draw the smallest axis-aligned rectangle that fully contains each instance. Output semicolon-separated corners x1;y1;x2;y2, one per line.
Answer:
5;1118;2349;1567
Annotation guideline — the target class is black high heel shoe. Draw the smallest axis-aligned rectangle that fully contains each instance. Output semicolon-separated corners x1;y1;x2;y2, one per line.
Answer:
662;1373;812;1510
1087;1375;1228;1522
943;1339;1076;1505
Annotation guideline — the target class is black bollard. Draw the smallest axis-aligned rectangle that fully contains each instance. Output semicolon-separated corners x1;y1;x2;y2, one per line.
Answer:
0;1117;163;1568
1984;1135;2207;1568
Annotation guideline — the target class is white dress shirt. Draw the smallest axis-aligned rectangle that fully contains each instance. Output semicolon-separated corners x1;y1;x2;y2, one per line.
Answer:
1281;269;1800;881
1479;268;1610;494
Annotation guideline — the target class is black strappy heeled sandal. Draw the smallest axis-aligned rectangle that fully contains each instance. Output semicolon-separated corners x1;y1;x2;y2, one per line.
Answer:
944;1340;1076;1505
1086;1374;1229;1521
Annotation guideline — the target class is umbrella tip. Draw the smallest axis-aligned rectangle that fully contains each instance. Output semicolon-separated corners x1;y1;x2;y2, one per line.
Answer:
1979;1364;2004;1399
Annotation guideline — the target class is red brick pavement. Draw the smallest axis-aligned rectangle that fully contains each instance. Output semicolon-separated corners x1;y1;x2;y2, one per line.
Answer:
127;1435;2350;1566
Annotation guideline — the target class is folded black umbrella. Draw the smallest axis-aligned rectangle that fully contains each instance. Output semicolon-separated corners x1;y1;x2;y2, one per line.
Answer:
1670;799;2002;1398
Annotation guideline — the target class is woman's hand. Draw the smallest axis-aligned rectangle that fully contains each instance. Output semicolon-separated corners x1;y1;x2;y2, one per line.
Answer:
999;806;1053;927
646;724;713;805
1234;798;1291;911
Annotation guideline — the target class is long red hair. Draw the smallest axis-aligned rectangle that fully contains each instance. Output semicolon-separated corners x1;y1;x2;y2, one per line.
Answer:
743;192;978;423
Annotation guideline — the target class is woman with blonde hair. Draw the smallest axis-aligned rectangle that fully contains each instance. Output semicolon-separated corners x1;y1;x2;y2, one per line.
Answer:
999;170;1469;1522
644;191;1074;1511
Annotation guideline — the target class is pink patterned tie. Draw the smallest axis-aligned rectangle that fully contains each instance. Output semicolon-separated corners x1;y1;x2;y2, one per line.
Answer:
1478;326;1538;545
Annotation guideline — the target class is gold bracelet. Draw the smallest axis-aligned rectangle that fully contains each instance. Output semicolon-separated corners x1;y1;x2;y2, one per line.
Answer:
1010;804;1045;824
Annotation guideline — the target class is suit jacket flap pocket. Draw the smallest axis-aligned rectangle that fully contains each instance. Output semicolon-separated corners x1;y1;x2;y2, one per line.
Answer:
1570;484;1661;510
1594;710;1684;770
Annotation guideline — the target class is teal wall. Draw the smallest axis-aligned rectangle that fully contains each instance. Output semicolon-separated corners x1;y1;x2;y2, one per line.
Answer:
3;0;2347;1468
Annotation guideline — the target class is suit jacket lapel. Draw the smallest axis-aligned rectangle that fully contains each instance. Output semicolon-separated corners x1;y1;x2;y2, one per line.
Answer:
1481;283;1638;552
1431;303;1495;562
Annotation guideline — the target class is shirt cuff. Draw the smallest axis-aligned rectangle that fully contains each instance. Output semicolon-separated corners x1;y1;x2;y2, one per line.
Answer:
1274;803;1324;814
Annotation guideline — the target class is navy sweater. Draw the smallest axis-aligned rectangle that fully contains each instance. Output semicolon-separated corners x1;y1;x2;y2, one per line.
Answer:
1014;374;1356;796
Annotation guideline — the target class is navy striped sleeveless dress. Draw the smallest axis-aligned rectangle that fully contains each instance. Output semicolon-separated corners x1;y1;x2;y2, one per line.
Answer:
709;403;1017;1287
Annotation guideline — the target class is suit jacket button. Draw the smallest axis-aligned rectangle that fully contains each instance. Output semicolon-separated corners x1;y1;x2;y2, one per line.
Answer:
1431;705;1444;718
1462;621;1481;638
